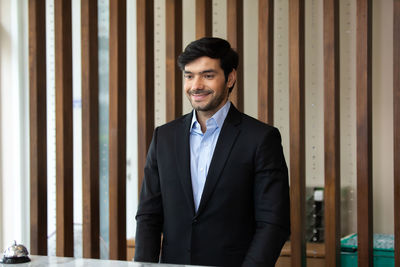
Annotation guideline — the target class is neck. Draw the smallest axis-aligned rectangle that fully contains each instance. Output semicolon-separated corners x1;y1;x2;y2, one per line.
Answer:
196;111;209;133
195;99;229;133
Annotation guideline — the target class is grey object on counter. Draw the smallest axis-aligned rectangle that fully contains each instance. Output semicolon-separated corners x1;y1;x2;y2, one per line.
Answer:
0;241;31;264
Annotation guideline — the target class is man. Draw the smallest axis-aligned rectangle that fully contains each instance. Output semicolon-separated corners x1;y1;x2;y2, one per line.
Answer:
135;37;290;267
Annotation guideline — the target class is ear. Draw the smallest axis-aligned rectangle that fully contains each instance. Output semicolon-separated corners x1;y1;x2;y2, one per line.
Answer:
227;69;237;88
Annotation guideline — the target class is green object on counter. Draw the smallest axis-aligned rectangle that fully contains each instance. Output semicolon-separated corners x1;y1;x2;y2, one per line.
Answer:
341;233;394;267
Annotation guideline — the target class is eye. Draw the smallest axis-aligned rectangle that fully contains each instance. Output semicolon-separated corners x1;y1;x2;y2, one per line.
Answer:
203;74;214;79
184;74;193;80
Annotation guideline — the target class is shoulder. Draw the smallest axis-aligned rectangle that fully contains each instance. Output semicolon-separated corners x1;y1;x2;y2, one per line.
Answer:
225;104;281;141
155;112;192;134
227;104;277;133
231;113;282;151
240;113;279;136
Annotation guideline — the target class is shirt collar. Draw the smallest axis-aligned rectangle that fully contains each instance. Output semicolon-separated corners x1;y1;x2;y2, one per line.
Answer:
190;101;231;133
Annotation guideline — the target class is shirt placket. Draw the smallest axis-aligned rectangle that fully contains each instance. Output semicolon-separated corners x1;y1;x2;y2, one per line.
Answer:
197;134;210;206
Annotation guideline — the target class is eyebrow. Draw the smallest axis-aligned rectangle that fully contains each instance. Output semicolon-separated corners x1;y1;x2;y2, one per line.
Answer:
184;69;217;74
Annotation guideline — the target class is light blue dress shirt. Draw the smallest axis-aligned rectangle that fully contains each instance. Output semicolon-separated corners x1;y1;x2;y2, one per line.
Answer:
190;101;231;212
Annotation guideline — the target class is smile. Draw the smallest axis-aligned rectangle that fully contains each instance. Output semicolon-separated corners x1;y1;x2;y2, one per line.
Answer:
192;94;209;101
189;90;212;101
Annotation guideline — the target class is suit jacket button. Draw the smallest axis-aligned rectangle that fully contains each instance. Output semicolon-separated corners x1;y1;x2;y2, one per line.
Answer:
193;219;198;223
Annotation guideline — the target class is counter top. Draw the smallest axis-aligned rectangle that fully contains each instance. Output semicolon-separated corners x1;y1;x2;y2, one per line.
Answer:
0;255;208;267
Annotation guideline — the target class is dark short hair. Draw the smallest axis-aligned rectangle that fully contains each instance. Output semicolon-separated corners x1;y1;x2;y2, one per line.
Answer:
177;37;239;92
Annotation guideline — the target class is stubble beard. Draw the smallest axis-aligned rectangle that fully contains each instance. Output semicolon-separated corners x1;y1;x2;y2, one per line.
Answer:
188;88;228;112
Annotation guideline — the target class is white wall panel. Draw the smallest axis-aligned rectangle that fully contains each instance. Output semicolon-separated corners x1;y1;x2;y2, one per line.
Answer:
243;0;258;118
0;0;29;251
372;0;394;234
274;0;290;170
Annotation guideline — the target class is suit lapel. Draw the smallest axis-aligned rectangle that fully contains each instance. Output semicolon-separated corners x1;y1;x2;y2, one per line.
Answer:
195;105;242;217
175;113;196;215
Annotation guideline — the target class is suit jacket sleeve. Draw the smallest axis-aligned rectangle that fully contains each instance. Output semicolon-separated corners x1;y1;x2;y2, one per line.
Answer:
134;128;163;263
242;127;290;267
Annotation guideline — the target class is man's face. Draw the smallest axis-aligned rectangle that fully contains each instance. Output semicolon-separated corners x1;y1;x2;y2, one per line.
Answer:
183;56;235;115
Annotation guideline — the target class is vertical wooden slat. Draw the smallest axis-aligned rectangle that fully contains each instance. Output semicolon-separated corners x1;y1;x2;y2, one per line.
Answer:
394;0;400;265
257;0;274;124
195;0;212;39
81;0;99;259
29;0;48;256
55;0;74;257
227;0;243;111
288;0;306;266
356;0;373;266
166;0;182;122
323;0;341;266
137;0;154;190
109;0;127;260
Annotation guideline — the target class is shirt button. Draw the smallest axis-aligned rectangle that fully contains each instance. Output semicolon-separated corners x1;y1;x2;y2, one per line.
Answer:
200;168;204;172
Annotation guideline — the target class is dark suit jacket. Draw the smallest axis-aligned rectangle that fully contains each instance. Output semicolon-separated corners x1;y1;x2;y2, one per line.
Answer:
135;104;290;267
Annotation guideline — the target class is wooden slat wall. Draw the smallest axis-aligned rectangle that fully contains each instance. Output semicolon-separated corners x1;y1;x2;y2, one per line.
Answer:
288;0;306;266
394;0;400;265
137;0;155;190
54;0;74;257
109;0;127;260
29;0;48;256
166;0;182;122
356;0;373;266
323;0;341;266
257;0;274;125
227;0;244;111
195;0;212;39
26;0;400;264
81;0;100;259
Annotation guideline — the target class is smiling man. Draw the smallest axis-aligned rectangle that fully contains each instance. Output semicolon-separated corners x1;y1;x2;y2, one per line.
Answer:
134;37;290;267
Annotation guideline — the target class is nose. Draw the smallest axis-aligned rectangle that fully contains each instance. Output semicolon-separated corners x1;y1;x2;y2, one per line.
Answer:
190;76;204;90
